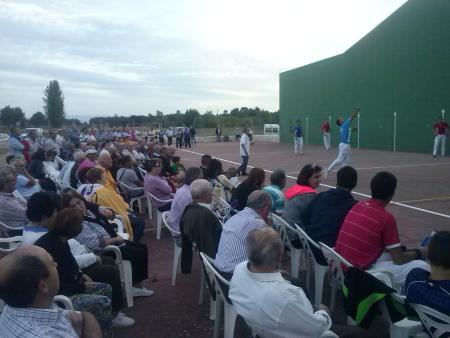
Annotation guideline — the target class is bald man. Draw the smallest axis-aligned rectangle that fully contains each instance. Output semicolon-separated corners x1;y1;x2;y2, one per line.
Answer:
0;246;101;338
96;151;118;192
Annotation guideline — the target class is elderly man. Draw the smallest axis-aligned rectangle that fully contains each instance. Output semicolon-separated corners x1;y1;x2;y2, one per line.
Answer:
0;166;28;236
168;167;202;232
229;227;333;338
25;128;40;155
0;245;101;338
11;156;40;199
7;127;24;156
180;179;222;273
44;130;61;156
214;190;271;279
96;151;118;192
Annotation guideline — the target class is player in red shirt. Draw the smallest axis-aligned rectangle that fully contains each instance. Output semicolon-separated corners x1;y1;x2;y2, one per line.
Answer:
334;171;430;287
321;119;331;150
433;116;449;157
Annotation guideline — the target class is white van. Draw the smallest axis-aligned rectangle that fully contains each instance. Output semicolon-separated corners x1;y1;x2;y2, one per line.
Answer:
263;124;279;135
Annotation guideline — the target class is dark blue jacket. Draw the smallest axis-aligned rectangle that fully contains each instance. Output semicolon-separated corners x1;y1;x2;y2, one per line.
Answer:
300;187;357;247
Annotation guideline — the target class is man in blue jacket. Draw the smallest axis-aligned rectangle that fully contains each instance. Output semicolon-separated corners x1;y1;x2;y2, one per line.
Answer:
300;166;357;247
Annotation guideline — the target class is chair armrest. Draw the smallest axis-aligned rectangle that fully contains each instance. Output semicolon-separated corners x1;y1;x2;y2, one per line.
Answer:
103;245;124;265
54;295;74;310
0;221;24;231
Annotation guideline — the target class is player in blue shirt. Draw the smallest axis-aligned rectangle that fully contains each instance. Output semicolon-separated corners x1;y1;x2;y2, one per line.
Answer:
325;107;359;178
292;120;304;155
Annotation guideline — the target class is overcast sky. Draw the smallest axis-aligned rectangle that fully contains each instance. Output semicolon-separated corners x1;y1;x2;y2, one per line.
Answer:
0;0;407;120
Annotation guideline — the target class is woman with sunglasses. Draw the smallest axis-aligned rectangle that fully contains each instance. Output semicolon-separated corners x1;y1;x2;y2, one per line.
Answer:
282;164;322;246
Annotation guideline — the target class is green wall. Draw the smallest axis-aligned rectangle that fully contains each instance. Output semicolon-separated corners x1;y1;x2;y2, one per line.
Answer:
279;0;450;153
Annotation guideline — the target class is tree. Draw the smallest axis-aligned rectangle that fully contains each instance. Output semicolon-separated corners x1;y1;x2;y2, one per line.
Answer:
0;105;25;127
29;111;47;126
43;80;65;127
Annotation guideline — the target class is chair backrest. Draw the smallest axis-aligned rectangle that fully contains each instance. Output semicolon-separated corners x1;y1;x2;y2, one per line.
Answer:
138;166;147;177
0;236;23;253
162;211;181;237
118;181;143;195
411;303;450;338
199;252;231;305
0;220;24;231
269;213;298;250
319;242;353;286
54;295;74;310
146;191;173;204
215;197;231;223
294;224;327;266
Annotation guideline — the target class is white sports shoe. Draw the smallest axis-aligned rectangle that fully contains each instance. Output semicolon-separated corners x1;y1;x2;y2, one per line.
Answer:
112;312;135;327
132;287;154;297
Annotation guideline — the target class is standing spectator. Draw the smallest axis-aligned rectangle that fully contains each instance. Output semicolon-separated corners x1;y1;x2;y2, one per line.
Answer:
168;167;202;233
262;169;286;215
215;125;221;142
166;127;173;146
184;127;191;148
292;120;304;155
432;115;449;157
231;168;265;211
248;127;254;142
190;126;196;144
214;190;271;279
237;127;251;176
143;159;173;212
235;127;241;141
335;171;430;287
282;164;321;229
0;245;102;338
7;127;24;156
176;128;183;148
405;230;450;315
300;166;357;247
322;118;331;150
229;227;333;338
325;107;359;178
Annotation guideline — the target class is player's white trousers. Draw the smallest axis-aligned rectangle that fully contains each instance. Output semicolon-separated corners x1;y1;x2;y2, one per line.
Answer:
323;132;330;150
294;136;303;154
327;142;350;172
433;134;446;156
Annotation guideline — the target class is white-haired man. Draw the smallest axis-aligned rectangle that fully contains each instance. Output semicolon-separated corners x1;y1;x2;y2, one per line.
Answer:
214;190;271;279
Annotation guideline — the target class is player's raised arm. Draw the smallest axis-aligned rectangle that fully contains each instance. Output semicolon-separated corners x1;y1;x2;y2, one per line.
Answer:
350;106;360;121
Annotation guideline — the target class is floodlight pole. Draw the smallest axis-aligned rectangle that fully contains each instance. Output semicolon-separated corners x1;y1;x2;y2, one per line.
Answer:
357;113;360;149
306;116;309;144
393;112;397;152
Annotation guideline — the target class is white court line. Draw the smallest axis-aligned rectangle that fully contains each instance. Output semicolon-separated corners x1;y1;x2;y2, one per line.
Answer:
180;149;450;219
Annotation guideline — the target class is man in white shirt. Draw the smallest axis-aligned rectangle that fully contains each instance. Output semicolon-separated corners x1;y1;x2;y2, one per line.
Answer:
229;227;333;338
237;127;251;176
0;245;101;338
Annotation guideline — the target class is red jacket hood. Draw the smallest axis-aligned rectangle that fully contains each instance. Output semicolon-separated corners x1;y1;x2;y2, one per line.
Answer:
285;184;316;200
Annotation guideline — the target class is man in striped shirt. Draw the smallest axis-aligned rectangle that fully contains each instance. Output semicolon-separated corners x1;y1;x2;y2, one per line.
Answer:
214;190;272;279
335;171;430;287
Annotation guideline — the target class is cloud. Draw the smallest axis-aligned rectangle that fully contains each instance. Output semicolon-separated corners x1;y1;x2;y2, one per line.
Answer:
0;0;407;118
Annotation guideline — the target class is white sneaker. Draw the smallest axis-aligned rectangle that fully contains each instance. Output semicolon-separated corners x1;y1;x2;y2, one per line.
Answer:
133;287;154;297
112;312;135;327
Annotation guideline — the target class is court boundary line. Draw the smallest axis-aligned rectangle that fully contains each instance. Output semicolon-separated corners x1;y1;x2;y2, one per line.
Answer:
180;149;450;219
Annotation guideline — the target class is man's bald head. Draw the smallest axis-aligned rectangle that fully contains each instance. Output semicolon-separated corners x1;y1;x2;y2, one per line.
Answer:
0;246;57;308
246;227;283;270
247;190;272;210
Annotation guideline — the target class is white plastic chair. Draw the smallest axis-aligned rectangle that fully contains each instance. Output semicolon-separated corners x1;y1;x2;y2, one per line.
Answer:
117;181;146;214
54;295;74;310
411;303;450;338
0;236;23;253
102;245;133;307
214;197;231;223
269;213;304;279
295;224;328;307
146;192;173;240
109;217;130;241
200;252;238;338
162;211;182;286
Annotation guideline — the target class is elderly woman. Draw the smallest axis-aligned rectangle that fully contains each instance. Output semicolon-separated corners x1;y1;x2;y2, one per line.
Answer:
0;166;28;236
35;208;114;337
116;155;144;199
143;159;173;212
10;156;40;199
230;168;266;211
82;167;145;242
62;190;152;298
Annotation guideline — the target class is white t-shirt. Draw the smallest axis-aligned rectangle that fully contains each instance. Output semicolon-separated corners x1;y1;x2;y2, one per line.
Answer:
240;133;250;156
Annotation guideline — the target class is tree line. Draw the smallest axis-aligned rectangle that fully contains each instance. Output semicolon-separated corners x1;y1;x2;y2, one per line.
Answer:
1;80;279;130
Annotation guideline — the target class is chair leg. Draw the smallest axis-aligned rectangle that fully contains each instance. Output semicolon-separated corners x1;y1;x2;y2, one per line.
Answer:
314;265;327;307
224;303;238;338
156;211;162;239
213;297;222;338
147;199;153;220
209;296;216;320
330;280;337;312
171;245;181;286
199;269;205;305
123;260;134;307
290;249;300;279
306;256;312;293
138;198;144;214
